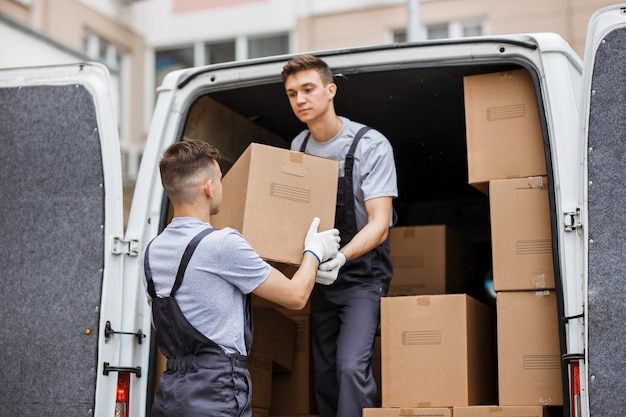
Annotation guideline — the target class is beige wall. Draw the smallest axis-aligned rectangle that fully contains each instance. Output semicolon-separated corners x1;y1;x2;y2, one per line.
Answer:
294;0;620;58
297;5;406;52
420;0;619;57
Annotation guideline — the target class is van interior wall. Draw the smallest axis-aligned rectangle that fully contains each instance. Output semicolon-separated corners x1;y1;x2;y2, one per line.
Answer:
189;61;522;305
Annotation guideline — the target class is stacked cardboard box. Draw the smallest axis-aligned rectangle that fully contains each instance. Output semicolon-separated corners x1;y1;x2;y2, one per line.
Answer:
388;225;474;296
248;350;272;409
463;69;546;195
380;294;497;408
463;69;563;410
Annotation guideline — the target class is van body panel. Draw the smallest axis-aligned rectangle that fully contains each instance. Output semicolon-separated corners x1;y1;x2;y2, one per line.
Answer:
0;62;124;416
581;4;626;415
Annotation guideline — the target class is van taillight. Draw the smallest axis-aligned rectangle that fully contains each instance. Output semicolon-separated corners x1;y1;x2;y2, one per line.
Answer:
570;360;581;417
115;372;131;417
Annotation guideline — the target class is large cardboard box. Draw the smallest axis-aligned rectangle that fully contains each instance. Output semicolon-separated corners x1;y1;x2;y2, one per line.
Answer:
490;177;554;291
363;407;452;417
270;314;316;415
497;291;563;406
252;307;297;373
372;335;382;407
463;69;546;193
388;225;474;296
453;405;560;417
251;408;269;417
212;143;338;265
380;294;496;407
248;351;272;409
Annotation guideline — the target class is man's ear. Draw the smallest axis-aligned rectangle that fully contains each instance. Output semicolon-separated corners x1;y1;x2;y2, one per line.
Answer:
327;82;337;99
203;178;213;199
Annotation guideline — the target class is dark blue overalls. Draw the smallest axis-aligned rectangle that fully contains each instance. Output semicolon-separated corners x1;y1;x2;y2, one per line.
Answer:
144;228;253;417
300;127;393;417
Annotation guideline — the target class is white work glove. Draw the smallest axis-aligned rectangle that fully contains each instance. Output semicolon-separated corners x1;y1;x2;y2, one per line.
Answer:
303;217;340;265
315;251;347;285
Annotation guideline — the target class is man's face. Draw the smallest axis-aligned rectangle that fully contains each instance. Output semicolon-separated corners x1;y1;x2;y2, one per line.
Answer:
284;69;335;124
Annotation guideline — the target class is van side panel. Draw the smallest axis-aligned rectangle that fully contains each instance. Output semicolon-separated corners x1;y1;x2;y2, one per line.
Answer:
0;85;104;414
586;26;626;414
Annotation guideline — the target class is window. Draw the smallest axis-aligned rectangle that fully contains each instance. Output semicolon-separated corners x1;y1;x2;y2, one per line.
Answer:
427;23;449;40
247;33;289;59
391;29;407;43
426;19;486;40
205;40;236;64
155;46;194;88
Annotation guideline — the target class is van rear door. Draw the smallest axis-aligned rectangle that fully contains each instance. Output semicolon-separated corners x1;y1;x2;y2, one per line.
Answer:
580;4;626;416
0;62;126;416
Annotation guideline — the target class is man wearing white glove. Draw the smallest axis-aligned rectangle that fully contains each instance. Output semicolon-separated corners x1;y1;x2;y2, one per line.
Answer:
142;139;340;417
282;55;398;417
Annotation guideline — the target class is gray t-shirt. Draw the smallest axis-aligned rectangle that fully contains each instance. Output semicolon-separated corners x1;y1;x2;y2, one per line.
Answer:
142;217;270;355
290;116;398;230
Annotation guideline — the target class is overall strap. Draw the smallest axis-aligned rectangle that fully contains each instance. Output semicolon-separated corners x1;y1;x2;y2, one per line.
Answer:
299;126;370;155
144;227;217;298
299;132;310;152
344;126;371;176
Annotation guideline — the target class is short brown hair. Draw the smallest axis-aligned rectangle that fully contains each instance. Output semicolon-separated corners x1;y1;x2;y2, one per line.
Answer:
159;138;221;204
281;54;333;85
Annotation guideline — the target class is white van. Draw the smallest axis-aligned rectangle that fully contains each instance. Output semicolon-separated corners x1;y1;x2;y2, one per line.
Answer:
1;3;625;417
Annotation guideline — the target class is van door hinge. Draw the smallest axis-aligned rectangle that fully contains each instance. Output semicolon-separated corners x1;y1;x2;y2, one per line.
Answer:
111;236;139;256
564;208;581;232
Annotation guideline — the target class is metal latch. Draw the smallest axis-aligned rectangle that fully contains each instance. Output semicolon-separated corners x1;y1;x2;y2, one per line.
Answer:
112;236;139;256
564;208;581;232
103;362;142;377
104;321;146;344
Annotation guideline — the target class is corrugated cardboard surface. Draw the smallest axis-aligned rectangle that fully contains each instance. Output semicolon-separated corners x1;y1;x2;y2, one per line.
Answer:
453;405;559;416
270;314;317;416
248;351;272;409
388;225;474;296
212;143;338;265
463;69;546;191
380;294;496;407
252;307;297;373
489;176;554;291
363;407;452;416
496;291;563;406
251;408;269;417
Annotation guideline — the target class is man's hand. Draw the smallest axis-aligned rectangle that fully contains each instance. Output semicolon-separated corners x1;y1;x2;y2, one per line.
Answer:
315;251;346;285
303;217;340;264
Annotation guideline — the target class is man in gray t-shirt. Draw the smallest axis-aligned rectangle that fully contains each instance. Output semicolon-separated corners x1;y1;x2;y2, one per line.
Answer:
142;139;340;417
282;55;398;417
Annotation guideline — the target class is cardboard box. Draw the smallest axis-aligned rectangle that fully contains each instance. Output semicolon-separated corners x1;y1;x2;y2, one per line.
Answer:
490;177;554;291
251;408;269;417
212;143;338;265
388;225;474;296
463;69;546;193
372;335;382;407
497;291;563;406
380;294;496;407
248;351;272;409
453;405;560;417
363;407;452;417
252;307;297;372
270;314;317;416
